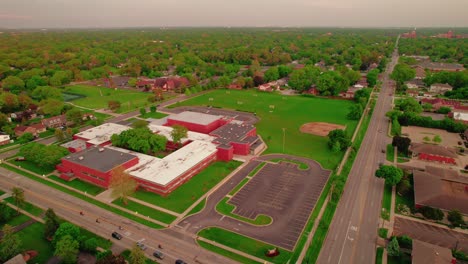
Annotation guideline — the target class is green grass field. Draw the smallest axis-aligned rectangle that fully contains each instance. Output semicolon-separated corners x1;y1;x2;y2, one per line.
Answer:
0;214;31;228
375;247;384;264
198;227;292;264
216;197;272;225
63;85;152;113
378;228;388;239
382;185;392;220
112;199;176;224
132;160;241;213
9;158;55;175
16;222;54;264
186;199;206;217
171;89;357;169
4;197;44;217
49;175;105;196
228;178;249;196
197;241;260;264
140;111;168;119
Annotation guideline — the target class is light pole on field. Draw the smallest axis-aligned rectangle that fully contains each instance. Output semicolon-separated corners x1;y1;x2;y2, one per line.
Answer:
282;128;286;153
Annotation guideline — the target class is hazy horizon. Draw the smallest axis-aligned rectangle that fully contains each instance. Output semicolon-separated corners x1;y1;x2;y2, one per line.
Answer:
1;0;468;29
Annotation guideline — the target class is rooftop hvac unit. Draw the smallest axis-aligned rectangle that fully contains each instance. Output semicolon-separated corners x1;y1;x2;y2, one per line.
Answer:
99;148;105;152
78;156;84;160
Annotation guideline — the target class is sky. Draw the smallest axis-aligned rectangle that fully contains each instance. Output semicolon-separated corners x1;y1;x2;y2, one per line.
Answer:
1;0;467;28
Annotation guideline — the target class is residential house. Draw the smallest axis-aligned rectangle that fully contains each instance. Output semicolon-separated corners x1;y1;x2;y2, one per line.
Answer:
304;86;319;96
14;125;38;137
420;98;468;111
41;115;67;129
429;83;453;94
356;76;368;87
153;77;190;92
0;134;10;145
409;143;458;165
418;61;465;72
413;166;468;214
401;30;417;38
411;240;456;264
414;66;426;80
339;87;361;99
405;79;425;89
452;112;468;123
407;90;420;98
228;84;242;90
258;81;280;92
82;113;96;121
30;123;46;133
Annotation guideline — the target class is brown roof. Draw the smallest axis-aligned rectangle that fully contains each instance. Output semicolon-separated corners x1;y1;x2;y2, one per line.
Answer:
30;123;46;131
41;115;67;127
412;240;453;264
414;66;426;79
413;168;468;214
410;143;458;158
419;61;465;71
431;83;453;89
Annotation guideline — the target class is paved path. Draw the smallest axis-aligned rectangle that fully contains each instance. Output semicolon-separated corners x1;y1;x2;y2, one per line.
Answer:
394;216;468;252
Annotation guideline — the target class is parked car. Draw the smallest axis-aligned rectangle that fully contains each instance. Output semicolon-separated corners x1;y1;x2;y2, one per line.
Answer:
153;250;164;259
175;260;187;264
15;156;26;161
136;241;147;250
111;232;122;240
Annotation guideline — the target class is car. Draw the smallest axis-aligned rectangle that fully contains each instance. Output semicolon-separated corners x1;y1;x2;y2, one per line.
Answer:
175;260;187;264
381;149;386;153
15;156;26;161
153;250;164;259
111;232;122;240
136;241;147;250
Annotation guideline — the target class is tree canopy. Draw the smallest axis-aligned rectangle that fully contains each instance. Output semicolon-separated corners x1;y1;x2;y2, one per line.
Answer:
111;127;167;154
375;165;403;186
19;143;70;169
327;129;351;152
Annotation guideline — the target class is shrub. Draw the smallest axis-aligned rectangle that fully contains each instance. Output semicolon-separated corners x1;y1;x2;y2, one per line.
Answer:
396;235;412;249
419;206;444;221
447;210;465;228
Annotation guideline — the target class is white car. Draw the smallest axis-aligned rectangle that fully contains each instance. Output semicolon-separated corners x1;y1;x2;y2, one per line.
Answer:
136;241;147;250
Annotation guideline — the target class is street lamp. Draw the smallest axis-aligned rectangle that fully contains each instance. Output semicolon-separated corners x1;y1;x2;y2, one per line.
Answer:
282;128;286;153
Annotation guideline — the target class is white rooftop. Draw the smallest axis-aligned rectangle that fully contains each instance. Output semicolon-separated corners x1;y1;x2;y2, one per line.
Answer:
75;123;130;145
453;112;468;122
147;124;215;144
122;140;218;186
168;111;221;125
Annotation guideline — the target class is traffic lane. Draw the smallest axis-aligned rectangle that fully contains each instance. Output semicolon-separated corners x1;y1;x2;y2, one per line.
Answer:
394;217;468;252
0;169;238;264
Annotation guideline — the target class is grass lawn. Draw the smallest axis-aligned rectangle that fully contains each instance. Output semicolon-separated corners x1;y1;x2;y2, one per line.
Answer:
4;197;44;217
382;185;392;220
140;111;168;119
16;222;54;264
1;213;31;228
198;240;260;264
63;85;153;113
112;199;176;224
120;249;158;264
216;197;272;226
248;162;266;177
228;178;249;196
0;163;163;229
376;247;384;264
0;189;4;195
378;228;388;239
386;144;394;162
0;141;20;151
198;227;292;264
9;158;55;175
270;158;309;170
49;175;105;196
39;130;55;138
132;160;241;213
186;199;206;217
172;89;358;169
395;191;415;214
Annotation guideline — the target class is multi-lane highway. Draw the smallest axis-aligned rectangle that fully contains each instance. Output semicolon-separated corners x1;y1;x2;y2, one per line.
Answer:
0;167;238;264
317;39;399;263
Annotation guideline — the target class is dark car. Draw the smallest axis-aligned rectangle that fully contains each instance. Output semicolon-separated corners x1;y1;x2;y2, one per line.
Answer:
153;250;164;259
111;232;122;240
175;260;187;264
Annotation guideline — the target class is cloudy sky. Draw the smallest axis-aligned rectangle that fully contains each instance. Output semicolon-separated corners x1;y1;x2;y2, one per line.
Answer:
1;0;467;28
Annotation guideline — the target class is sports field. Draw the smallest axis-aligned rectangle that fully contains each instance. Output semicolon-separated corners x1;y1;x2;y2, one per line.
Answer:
63;85;151;112
172;89;358;169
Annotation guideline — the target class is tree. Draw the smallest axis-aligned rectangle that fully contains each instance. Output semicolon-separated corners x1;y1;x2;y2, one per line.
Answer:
419;206;444;221
149;105;156;113
391;118;401;136
2;76;25;94
139;107;146;116
375;165;403;186
128;78;137;87
109;166;137;205
96;253;126;264
66;108;83;125
108;100;121;112
396;177;411;196
11;187;25;215
433;135;442;143
0;225;22;263
0;201;15;223
31;86;62;100
52;222;80;247
278;65;292;78
392;136;411;156
54;235;79;264
390;63;415;84
19;143;69;169
44;208;60;239
17;132;35;143
387;236;400;257
447;210;465;227
132;119;149;129
327;129;351;151
347;104;363;120
436;106;451;114
55;128;65;141
82;238;98;253
264;67;280;82
317;71;348;96
40;99;65;116
0;92;19;113
366;69;380;87
398;98;422;114
422;103;432;112
129;243;146;264
171;124;188;148
111;127;167;154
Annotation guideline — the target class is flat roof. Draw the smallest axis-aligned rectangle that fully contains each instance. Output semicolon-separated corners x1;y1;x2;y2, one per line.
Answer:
124;140;218;186
210;122;256;146
64;146;137;173
61;139;87;149
147;124;215;144
74;123;130;145
168;111;221;126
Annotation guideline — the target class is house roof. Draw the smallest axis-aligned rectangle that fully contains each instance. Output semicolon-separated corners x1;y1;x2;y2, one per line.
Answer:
30;123;46;130
41;115;66;126
409;143;458;158
412;240;453;264
431;83;453;88
168;111;222;126
418;61;465;71
413;168;468;214
209;122;256;146
63;146;137;173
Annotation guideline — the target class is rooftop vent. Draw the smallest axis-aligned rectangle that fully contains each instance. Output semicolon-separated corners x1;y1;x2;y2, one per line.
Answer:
99;148;105;152
78;156;84;160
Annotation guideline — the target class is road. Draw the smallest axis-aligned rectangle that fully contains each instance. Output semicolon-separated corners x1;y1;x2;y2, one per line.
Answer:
317;39;400;263
0;167;238;264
